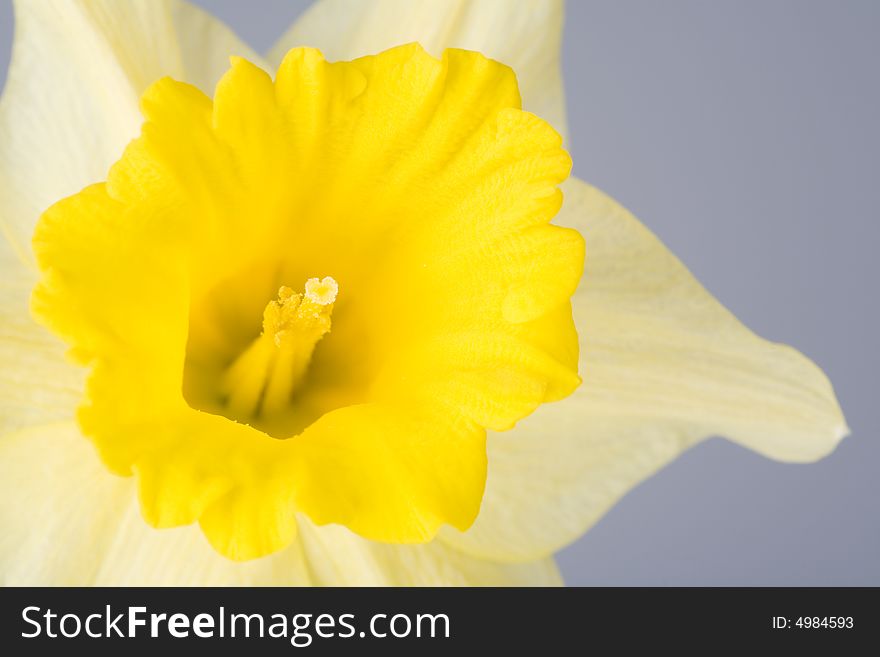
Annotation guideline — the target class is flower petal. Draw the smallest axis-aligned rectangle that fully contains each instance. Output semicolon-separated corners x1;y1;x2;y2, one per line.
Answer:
0;0;264;435
441;177;848;561
0;421;557;586
296;518;561;586
0;304;81;435
0;421;132;585
269;0;568;140
169;0;265;93
31;45;579;558
0;239;82;436
0;421;313;585
291;403;487;546
0;0;260;270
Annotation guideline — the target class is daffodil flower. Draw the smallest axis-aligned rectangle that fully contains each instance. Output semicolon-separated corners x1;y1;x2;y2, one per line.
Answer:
0;0;846;586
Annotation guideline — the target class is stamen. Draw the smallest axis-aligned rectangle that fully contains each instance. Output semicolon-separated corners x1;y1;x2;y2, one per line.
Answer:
221;277;338;422
304;276;338;306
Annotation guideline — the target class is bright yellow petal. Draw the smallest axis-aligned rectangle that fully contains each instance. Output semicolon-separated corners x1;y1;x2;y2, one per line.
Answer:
31;45;579;559
292;403;486;545
269;0;568;141
441;177;848;561
0;0;260;270
0;0;264;437
0;421;556;586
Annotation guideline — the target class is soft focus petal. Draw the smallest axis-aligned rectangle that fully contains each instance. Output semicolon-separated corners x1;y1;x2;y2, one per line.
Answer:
95;506;312;587
0;238;82;436
269;0;568;140
0;422;557;586
297;519;561;586
441;177;848;561
0;0;260;270
0;422;313;585
170;0;264;92
0;422;132;585
0;0;262;436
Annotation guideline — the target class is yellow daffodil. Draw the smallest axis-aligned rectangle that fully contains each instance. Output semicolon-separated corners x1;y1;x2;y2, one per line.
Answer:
0;0;846;586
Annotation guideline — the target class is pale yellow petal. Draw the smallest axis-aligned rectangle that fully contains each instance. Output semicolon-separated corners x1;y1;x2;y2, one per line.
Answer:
269;0;568;140
0;421;558;585
170;0;266;93
0;422;132;585
0;0;262;435
297;519;561;586
4;421;312;585
0;0;261;270
441;177;847;561
0;421;312;585
0;281;82;437
93;509;313;587
1;0;177;268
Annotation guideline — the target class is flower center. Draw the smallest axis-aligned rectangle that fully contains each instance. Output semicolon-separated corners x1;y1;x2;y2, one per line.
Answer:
31;45;582;560
217;277;338;427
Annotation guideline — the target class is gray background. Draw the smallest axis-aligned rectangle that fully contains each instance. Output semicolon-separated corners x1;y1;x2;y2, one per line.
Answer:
0;1;876;585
